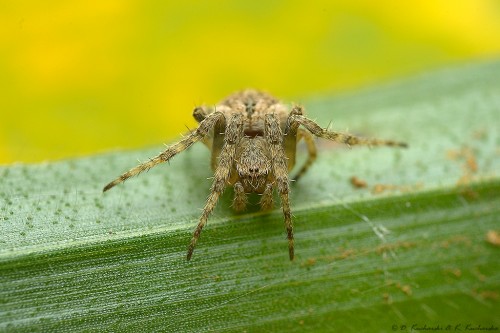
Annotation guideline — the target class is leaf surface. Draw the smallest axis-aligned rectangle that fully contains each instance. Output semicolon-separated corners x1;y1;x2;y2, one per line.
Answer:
1;61;499;332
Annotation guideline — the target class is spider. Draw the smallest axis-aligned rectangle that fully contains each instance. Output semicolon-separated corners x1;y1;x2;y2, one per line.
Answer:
103;89;407;261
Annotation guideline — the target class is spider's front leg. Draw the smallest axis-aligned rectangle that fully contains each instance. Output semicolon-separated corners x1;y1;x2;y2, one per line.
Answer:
289;106;408;148
103;111;224;192
265;114;294;261
187;113;244;260
192;105;214;123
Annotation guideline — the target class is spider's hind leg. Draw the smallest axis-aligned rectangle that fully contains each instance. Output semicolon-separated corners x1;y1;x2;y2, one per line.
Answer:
283;106;317;181
292;128;317;181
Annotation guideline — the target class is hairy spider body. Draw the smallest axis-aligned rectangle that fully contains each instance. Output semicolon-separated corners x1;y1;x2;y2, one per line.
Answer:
103;89;407;261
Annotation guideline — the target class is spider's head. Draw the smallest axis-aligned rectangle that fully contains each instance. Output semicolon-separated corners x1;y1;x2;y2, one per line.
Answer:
236;137;271;192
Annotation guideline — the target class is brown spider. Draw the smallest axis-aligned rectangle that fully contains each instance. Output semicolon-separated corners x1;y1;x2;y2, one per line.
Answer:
103;89;407;261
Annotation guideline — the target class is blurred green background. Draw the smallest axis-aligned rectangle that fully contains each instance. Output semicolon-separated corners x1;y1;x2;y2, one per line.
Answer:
1;1;499;164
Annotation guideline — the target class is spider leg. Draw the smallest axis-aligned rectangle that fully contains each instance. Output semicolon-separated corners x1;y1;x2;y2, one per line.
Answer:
259;183;274;211
265;114;294;261
283;105;301;172
187;113;244;260
103;111;224;192
192;105;213;123
232;181;248;212
289;106;407;148
292;128;317;181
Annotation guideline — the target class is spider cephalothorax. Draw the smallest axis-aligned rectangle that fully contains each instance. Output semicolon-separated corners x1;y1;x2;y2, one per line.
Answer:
103;89;407;260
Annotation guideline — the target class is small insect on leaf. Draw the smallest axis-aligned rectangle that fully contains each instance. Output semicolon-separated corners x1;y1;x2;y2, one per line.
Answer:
103;89;407;260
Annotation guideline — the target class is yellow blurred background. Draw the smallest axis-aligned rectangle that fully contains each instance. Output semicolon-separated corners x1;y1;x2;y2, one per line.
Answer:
1;1;499;164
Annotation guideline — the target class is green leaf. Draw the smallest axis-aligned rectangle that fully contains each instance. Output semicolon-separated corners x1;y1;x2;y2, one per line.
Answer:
1;61;499;332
